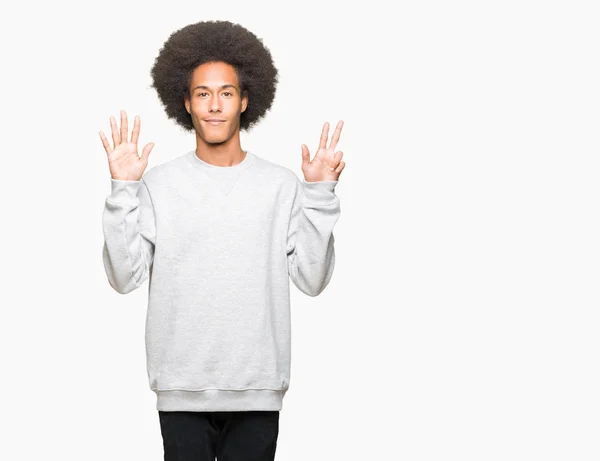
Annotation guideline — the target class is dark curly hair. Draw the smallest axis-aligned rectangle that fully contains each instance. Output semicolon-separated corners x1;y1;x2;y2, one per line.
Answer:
149;20;279;132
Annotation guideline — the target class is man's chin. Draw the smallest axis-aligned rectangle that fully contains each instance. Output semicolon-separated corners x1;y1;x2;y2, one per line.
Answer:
205;138;228;145
198;133;228;145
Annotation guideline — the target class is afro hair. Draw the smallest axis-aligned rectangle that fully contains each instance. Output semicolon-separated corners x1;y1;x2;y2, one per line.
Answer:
150;20;279;132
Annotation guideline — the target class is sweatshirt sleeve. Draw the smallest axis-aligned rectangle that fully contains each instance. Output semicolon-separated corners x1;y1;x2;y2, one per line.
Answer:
286;177;341;297
102;177;156;294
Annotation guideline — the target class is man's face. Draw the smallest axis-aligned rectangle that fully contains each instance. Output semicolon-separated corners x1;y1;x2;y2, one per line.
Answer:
184;61;248;144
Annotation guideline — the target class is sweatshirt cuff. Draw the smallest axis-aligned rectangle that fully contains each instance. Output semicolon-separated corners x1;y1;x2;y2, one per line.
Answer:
109;178;143;204
302;180;338;206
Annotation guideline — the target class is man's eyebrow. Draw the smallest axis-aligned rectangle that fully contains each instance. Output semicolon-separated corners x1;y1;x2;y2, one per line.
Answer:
192;84;238;91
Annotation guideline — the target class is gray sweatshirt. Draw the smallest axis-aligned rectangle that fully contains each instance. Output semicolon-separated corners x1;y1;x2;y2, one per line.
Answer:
102;150;340;412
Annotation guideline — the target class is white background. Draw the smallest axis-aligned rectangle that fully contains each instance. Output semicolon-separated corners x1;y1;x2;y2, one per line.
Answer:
1;0;599;459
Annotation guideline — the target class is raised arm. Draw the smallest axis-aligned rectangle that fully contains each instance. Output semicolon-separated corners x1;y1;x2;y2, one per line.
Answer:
286;120;346;296
99;111;156;294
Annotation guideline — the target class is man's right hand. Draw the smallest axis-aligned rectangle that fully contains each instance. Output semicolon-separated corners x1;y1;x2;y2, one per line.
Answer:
99;110;155;181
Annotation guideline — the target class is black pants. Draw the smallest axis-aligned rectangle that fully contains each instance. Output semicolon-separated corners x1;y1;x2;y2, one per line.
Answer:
158;410;280;461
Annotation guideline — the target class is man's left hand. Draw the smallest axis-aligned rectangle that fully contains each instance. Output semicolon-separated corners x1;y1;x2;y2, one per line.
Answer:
301;120;346;182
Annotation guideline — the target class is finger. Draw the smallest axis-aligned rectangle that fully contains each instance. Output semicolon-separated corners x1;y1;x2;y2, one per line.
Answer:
329;151;343;171
318;122;329;150
301;144;310;165
335;160;345;174
328;120;344;152
120;110;129;144
141;142;155;162
131;115;140;145
99;131;112;155
110;116;120;146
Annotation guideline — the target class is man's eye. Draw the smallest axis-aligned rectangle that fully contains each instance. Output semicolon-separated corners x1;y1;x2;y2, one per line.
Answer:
197;92;232;97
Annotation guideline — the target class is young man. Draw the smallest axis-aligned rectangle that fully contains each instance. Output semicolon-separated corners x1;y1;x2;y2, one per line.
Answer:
100;20;345;461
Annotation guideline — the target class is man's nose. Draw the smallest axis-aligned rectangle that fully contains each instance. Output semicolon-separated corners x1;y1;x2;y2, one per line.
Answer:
210;96;222;112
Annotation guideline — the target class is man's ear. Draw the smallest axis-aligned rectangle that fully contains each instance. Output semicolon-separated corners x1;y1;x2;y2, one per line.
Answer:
241;91;248;113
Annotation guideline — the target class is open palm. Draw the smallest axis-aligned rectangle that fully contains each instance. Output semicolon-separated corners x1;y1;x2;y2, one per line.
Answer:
99;110;155;181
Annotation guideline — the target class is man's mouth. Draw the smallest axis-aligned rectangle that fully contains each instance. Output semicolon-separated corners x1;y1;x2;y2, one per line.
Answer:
204;119;226;126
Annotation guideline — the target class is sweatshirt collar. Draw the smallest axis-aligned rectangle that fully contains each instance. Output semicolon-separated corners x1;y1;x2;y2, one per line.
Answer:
189;150;256;173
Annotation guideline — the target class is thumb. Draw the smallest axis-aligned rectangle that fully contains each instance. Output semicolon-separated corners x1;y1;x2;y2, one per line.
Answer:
141;142;154;162
301;144;310;165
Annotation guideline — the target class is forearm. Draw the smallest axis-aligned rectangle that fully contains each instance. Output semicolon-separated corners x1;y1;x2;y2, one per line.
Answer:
102;179;156;294
287;180;340;296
